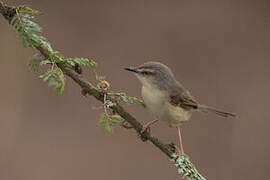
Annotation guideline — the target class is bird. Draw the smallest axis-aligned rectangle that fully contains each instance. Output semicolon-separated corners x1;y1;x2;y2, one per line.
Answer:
124;61;236;154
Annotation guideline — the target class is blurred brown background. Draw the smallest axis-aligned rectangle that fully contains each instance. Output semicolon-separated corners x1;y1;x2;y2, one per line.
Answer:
0;0;269;179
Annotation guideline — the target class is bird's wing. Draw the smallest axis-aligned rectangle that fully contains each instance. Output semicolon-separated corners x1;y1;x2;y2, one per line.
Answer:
169;85;198;110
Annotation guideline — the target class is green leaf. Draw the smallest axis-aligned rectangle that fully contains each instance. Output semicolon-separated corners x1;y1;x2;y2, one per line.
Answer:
19;32;28;47
39;37;53;52
65;58;75;66
111;114;122;125
17;6;41;14
9;5;66;94
40;66;66;95
28;53;43;72
28;31;42;47
21;13;35;19
57;70;66;94
10;16;19;27
10;7;45;48
127;96;146;108
50;51;64;63
10;15;31;47
97;113;113;133
97;113;121;133
11;16;22;33
22;18;42;32
40;59;52;66
89;60;97;67
73;57;97;67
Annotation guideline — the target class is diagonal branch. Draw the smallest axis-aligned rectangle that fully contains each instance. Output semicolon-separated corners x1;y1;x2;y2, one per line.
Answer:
0;2;176;158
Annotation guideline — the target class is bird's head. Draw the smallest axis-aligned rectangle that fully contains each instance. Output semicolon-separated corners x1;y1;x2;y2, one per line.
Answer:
124;61;176;90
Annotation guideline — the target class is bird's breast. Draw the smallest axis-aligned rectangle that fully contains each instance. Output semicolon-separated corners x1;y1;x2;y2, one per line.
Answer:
141;85;167;119
141;85;191;127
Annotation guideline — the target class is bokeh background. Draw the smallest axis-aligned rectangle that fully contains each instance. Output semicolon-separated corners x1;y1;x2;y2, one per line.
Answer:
1;0;270;179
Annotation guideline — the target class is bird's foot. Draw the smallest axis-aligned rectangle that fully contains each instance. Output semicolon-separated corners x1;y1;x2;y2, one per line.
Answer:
140;120;159;134
141;124;151;134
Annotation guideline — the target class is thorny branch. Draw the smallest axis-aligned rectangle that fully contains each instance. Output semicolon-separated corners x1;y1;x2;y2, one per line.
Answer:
0;2;176;158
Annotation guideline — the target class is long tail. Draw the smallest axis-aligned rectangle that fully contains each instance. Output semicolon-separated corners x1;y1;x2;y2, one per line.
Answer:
198;104;236;118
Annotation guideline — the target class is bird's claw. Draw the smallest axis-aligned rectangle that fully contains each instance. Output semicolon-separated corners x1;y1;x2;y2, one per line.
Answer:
138;124;151;142
141;125;151;134
140;120;158;134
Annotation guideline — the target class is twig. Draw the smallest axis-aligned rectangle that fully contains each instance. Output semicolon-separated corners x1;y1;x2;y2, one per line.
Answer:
0;1;176;159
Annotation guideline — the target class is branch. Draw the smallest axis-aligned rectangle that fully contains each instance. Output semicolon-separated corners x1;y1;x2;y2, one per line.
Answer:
0;0;175;158
0;2;206;179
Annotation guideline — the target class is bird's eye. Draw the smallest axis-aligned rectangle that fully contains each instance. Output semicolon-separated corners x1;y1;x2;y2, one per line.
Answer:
141;71;150;75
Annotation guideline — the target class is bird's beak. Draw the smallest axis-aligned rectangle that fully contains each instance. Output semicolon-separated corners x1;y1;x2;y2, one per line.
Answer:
124;67;138;73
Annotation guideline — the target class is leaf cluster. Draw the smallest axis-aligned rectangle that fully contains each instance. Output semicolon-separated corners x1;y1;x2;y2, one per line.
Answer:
10;5;97;94
97;92;145;132
10;6;51;49
39;65;66;94
96;88;145;132
96;92;122;133
66;57;97;67
97;113;122;133
11;5;138;132
4;3;208;178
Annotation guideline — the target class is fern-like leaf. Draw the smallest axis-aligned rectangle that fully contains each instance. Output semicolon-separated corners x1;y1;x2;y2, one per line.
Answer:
28;53;43;72
73;57;97;67
17;6;41;15
97;113;122;133
40;66;66;95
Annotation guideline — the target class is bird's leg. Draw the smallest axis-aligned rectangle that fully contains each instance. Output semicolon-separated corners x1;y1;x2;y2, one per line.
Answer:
121;119;159;132
141;119;159;133
177;126;184;154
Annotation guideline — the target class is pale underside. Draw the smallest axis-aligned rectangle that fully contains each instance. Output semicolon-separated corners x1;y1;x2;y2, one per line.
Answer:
138;75;191;127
